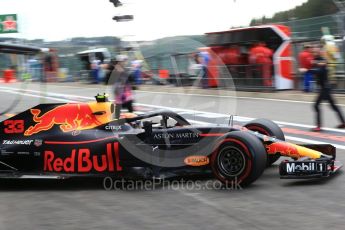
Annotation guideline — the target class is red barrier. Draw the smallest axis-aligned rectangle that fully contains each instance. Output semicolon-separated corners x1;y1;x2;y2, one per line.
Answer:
159;69;169;79
3;69;16;83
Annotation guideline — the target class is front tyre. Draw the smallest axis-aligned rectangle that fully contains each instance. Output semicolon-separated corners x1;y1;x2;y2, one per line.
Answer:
245;119;285;166
211;131;267;187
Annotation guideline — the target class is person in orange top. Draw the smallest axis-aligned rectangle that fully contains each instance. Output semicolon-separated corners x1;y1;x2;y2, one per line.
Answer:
262;43;273;87
226;45;241;64
249;42;273;87
298;44;314;92
249;43;259;79
221;45;241;78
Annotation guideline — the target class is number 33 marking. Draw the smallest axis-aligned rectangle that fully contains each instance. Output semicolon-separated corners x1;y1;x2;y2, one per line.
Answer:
4;120;24;134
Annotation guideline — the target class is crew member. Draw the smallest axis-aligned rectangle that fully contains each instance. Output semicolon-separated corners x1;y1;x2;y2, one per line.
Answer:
112;55;134;119
195;52;209;88
91;59;101;84
298;44;314;92
321;35;340;87
311;47;345;132
225;45;241;78
249;42;273;87
104;58;116;85
131;60;143;85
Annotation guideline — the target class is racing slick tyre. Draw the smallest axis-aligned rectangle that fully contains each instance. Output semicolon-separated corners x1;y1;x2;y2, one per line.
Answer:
211;131;267;187
245;119;285;166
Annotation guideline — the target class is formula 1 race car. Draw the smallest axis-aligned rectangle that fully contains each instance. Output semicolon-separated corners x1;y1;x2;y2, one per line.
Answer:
0;94;342;186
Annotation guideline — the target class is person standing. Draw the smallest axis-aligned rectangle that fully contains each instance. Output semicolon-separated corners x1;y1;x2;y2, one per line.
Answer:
194;52;209;89
249;42;273;87
321;35;340;88
225;45;241;78
298;44;314;92
249;43;259;79
311;47;345;132
262;43;273;87
131;60;143;86
112;55;134;119
104;58;116;85
91;59;101;84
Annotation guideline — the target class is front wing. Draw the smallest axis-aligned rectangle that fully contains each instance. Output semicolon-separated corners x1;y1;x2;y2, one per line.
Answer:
279;144;343;179
279;159;342;179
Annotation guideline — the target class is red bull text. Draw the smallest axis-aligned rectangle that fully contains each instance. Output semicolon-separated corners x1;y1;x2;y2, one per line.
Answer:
44;142;122;173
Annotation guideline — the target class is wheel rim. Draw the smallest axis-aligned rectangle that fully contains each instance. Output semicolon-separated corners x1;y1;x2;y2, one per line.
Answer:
217;146;246;177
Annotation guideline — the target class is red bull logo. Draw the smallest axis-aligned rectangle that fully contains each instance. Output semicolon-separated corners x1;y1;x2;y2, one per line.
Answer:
266;142;300;158
24;104;102;136
266;142;323;159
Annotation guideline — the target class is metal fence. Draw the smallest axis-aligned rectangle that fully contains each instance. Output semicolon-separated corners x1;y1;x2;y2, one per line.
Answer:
281;14;341;41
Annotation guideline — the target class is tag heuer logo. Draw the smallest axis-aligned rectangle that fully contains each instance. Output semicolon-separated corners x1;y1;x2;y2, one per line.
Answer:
34;140;43;147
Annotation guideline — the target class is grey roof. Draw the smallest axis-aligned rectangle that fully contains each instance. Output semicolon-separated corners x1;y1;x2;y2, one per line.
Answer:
0;42;43;55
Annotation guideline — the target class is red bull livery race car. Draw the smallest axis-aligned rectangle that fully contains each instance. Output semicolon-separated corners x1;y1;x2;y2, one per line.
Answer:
0;94;342;186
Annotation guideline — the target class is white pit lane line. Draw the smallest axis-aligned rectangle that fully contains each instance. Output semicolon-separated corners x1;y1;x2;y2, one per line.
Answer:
0;89;77;103
1;87;345;149
3;84;345;107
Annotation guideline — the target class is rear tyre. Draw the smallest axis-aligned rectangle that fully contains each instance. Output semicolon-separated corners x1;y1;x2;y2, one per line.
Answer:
211;131;267;187
245;118;285;166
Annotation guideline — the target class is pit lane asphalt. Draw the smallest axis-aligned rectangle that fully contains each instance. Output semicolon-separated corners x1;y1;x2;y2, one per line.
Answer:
0;82;345;230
